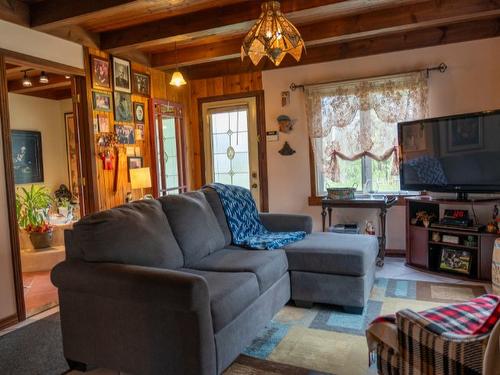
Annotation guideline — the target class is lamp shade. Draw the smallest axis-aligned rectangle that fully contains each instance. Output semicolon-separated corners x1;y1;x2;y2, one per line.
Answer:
130;167;152;190
170;70;187;87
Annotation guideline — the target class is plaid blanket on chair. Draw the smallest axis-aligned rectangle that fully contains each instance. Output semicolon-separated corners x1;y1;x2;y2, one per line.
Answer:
207;183;305;250
367;295;500;375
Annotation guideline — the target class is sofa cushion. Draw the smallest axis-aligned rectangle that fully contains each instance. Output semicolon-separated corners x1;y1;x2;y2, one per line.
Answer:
202;187;232;246
191;249;288;293
72;200;184;269
181;268;260;333
284;232;378;276
160;192;226;266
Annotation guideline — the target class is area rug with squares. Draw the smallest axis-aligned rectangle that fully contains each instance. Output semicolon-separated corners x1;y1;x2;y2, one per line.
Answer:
0;278;488;375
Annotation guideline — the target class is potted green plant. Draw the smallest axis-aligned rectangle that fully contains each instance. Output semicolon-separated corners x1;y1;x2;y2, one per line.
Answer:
16;185;54;250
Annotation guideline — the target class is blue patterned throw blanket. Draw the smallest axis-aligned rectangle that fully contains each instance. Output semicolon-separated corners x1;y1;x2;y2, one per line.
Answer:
208;183;305;250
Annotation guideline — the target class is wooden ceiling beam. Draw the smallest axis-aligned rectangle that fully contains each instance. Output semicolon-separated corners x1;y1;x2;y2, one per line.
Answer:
8;73;71;93
151;0;500;69
100;0;373;53
180;17;500;80
0;0;30;26
30;0;137;29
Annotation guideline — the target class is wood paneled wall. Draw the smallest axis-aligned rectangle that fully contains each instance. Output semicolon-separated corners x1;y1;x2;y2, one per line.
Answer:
87;48;187;211
186;72;263;188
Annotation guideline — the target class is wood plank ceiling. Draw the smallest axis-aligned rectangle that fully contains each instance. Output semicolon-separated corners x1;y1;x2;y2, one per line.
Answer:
4;0;500;79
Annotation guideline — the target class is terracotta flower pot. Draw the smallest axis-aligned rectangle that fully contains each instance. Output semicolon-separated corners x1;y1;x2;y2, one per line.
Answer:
29;230;53;250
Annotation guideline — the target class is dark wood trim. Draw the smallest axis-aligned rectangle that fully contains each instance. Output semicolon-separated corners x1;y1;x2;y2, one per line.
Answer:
0;54;26;322
385;249;406;257
2;48;85;77
0;314;19;331
197;90;269;212
74;47;99;214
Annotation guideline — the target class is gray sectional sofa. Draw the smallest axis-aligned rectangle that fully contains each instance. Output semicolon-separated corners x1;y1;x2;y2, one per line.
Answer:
52;188;378;375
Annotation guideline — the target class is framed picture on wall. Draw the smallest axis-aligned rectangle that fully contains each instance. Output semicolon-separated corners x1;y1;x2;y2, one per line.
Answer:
115;124;135;144
127;156;143;170
132;72;150;96
91;55;111;90
92;91;112;112
133;102;145;124
97;114;110;133
11;130;44;184
114;92;133;122
112;56;131;93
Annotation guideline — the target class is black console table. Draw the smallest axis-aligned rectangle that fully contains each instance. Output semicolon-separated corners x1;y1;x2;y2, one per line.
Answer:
321;196;398;266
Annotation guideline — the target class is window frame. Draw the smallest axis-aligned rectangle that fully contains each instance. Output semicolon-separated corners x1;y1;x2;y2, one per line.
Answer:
150;99;188;197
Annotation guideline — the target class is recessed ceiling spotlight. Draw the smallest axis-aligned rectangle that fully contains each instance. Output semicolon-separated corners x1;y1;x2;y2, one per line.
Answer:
21;71;32;87
39;71;49;84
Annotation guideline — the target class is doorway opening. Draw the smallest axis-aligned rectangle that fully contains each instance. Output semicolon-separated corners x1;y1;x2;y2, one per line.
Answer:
4;59;84;318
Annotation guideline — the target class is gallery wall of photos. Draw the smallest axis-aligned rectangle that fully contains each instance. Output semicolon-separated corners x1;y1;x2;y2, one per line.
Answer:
88;47;155;210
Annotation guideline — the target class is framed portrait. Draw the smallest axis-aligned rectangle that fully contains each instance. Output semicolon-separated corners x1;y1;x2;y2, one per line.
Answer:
135;124;144;141
115;124;135;144
91;55;111;90
447;117;484;152
127;156;143;170
402;123;426;152
439;248;472;275
97;114;110;133
112;56;131;93
92;91;112;112
114;92;133;122
132;72;150;96
133;102;145;124
11;130;44;184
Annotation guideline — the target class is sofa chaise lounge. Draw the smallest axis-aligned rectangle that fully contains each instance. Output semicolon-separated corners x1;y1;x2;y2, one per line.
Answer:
52;188;378;374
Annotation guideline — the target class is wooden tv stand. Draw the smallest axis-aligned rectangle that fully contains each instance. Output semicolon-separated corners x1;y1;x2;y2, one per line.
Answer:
405;196;500;281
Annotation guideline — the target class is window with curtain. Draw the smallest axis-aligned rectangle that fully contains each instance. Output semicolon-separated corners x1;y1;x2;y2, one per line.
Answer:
305;72;428;195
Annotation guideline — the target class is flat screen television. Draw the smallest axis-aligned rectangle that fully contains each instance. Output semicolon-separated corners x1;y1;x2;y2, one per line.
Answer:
398;110;500;199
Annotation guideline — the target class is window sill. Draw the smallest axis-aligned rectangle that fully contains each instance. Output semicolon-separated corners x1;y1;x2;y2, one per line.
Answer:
308;192;421;206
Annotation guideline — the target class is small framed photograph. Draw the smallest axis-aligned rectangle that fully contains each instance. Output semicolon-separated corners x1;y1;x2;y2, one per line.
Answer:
132;72;150;97
114;92;133;123
112;56;131;93
447;117;484;152
127;156;143;170
91;55;111;90
97;114;110;133
439;248;472;275
92;91;112;112
115;124;135;144
135;124;144;141
133;102;145;124
11;130;44;184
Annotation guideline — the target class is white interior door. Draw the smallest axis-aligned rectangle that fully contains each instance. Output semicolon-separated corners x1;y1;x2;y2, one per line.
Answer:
202;97;261;209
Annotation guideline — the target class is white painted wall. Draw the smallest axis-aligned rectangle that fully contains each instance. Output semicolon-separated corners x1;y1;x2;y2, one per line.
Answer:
0;20;84;69
9;94;71;194
262;37;500;250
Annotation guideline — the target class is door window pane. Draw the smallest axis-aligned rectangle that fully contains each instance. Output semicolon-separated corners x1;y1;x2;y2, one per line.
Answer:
162;117;179;190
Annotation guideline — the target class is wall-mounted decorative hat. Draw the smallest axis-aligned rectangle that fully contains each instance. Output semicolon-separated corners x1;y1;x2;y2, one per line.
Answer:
278;141;296;156
277;114;295;133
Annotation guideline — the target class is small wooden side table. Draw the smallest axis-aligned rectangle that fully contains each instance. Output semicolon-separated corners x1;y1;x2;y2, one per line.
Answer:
321;196;397;266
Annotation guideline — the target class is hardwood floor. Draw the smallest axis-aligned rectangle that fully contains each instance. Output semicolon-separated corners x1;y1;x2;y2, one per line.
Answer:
22;271;58;318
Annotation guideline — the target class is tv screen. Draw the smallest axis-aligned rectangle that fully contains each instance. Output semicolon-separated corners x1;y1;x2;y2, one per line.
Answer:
399;110;500;193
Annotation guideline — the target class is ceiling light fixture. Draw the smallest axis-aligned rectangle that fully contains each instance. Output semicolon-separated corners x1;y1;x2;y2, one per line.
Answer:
39;71;49;84
241;1;305;66
169;42;187;87
21;70;33;87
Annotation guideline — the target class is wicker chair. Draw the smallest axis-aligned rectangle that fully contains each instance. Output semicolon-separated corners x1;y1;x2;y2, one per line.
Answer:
367;309;500;375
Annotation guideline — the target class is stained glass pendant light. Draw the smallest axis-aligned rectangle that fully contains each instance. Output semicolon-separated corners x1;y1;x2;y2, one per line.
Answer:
241;1;305;66
169;42;187;87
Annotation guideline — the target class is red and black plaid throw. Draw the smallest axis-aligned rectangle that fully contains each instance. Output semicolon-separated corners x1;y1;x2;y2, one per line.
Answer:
371;294;500;336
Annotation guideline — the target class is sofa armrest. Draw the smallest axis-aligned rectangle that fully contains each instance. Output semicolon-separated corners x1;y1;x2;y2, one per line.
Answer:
259;213;313;234
51;260;209;312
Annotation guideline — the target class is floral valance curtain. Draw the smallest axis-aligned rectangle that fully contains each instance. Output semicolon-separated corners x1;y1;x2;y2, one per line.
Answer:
305;72;428;181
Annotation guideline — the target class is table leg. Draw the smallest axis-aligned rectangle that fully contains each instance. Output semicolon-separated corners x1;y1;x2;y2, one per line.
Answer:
321;206;327;232
377;207;387;267
328;207;332;230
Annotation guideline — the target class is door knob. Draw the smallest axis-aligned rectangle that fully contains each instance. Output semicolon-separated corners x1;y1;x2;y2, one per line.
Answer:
251;183;258;189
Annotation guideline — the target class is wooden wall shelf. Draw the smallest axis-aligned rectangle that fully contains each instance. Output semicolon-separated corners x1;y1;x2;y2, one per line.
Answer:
405;197;500;281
